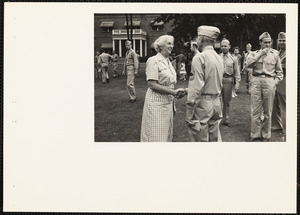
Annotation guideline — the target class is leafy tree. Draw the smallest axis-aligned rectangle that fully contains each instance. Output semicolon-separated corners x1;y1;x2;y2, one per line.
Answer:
156;14;285;52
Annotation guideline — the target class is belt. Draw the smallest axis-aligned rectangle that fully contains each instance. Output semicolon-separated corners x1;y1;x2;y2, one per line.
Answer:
201;94;220;98
253;74;273;78
223;74;233;78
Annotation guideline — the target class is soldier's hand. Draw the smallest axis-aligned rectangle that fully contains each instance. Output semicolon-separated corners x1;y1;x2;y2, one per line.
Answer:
261;48;270;56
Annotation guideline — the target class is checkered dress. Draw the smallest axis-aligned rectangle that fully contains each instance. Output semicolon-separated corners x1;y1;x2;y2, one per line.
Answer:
140;53;177;142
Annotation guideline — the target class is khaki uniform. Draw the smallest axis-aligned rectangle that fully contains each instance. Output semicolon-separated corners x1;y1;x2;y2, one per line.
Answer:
243;51;254;92
272;49;286;133
99;53;112;83
111;53;119;77
219;53;238;124
247;49;283;139
124;49;139;100
233;54;242;91
186;46;224;142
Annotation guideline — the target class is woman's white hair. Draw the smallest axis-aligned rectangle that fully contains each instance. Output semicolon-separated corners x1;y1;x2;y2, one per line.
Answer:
153;35;174;53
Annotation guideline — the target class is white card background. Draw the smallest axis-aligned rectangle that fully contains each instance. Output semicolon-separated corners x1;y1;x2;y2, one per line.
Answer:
3;2;298;213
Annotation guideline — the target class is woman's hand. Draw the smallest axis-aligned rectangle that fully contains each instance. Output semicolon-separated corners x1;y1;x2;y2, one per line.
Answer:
174;88;187;99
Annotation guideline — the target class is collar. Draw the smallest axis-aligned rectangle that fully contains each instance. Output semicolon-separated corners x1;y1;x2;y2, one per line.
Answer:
202;45;214;52
156;52;169;62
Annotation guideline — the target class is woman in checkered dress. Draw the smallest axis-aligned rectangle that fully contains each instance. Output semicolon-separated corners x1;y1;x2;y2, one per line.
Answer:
140;35;186;142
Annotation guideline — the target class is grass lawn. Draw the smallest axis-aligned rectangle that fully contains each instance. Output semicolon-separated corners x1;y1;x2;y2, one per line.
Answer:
95;62;285;142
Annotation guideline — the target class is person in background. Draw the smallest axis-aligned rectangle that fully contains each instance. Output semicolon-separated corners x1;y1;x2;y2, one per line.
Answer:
179;62;187;80
219;39;238;127
271;32;286;138
185;26;224;142
175;51;186;79
122;40;139;103
99;50;112;84
246;32;283;141
140;35;186;142
111;50;119;78
233;46;242;95
242;43;254;94
95;51;101;79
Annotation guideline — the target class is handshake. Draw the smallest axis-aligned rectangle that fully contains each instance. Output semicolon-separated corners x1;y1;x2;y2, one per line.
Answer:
174;88;187;99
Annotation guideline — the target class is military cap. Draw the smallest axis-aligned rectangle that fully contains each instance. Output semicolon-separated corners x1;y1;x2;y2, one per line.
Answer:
259;32;271;40
197;25;220;39
278;32;286;40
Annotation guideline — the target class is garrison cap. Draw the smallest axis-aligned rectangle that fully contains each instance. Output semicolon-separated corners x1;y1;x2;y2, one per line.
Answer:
197;25;220;39
259;32;271;40
278;32;286;40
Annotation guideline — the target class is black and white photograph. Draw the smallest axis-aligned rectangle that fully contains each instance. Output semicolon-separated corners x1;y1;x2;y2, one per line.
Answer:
4;2;298;214
94;13;287;142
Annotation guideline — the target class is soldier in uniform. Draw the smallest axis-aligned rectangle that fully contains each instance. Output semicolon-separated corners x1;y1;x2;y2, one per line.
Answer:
99;49;113;84
246;32;283;141
219;39;239;127
242;43;254;94
122;40;139;102
185;25;224;142
272;32;286;137
111;50;119;78
233;46;242;95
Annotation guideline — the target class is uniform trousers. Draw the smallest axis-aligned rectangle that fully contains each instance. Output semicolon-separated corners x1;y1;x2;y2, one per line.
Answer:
245;68;253;92
271;77;286;134
126;65;136;100
221;76;234;123
187;95;222;142
112;62;119;77
101;66;109;83
251;76;276;139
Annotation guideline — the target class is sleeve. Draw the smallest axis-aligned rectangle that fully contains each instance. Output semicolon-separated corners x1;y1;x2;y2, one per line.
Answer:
133;52;139;71
146;57;159;81
246;51;260;68
233;57;240;81
185;55;205;123
275;54;283;81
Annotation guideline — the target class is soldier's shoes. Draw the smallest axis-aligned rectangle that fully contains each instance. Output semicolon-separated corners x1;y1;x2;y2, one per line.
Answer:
250;137;262;142
223;122;231;127
106;79;110;83
128;99;136;103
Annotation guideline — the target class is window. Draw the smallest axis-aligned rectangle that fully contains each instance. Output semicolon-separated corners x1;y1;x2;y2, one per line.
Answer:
100;21;114;32
151;21;164;31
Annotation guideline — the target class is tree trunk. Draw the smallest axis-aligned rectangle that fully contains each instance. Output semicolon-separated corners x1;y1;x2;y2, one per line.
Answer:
130;14;133;42
126;14;129;40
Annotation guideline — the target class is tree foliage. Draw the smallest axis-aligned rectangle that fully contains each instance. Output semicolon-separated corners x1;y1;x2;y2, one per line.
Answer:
156;14;285;52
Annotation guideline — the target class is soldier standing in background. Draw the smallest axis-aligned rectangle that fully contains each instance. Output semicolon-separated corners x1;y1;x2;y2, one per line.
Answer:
242;43;254;94
219;39;239;127
122;40;139;103
233;46;242;95
111;50;119;78
99;50;113;84
272;32;286;138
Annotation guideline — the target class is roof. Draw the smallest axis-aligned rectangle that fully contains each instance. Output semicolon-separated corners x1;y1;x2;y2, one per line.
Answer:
124;21;141;26
151;21;164;26
100;21;114;27
101;43;113;48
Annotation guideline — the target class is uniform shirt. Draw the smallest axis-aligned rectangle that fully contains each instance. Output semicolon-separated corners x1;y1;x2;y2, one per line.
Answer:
219;53;238;77
243;51;253;70
186;46;224;109
99;53;112;65
124;49;139;71
246;48;283;80
279;49;286;75
111;53;119;62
